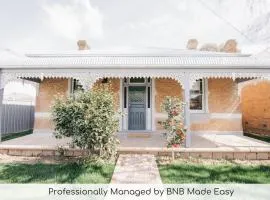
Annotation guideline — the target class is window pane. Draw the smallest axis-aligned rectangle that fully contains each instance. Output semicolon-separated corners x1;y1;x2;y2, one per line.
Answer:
73;79;84;92
190;79;203;110
192;80;201;91
147;86;151;108
124;87;127;108
190;94;203;110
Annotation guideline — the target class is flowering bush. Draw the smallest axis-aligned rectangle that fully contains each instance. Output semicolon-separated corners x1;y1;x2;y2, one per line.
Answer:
158;96;185;147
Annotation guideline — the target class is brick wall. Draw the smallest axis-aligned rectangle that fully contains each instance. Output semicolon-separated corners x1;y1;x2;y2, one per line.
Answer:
34;78;69;130
155;78;240;113
155;78;183;112
190;118;242;131
155;78;183;129
34;78;120;130
190;78;242;132
155;78;242;131
241;81;270;135
93;78;120;110
34;77;242;132
208;78;240;113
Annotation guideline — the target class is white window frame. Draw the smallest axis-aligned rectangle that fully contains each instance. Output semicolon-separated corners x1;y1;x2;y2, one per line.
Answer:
70;78;84;94
190;79;208;113
128;77;147;85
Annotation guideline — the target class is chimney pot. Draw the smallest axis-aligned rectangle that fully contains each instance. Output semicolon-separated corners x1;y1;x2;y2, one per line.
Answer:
186;39;198;50
77;40;90;50
221;39;238;53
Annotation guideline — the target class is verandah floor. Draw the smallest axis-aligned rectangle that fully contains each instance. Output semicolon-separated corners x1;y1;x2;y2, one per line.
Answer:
0;131;269;149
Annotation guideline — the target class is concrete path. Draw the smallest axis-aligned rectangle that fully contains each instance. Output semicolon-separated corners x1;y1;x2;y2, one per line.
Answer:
111;154;162;184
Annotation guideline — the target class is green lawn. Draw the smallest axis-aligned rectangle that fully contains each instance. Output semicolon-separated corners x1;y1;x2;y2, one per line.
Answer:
158;160;270;183
0;162;114;183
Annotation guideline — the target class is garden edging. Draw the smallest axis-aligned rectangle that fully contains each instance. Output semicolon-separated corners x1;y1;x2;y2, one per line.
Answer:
0;145;269;160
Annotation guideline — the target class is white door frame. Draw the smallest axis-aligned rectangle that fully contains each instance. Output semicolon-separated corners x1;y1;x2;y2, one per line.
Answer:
120;78;153;132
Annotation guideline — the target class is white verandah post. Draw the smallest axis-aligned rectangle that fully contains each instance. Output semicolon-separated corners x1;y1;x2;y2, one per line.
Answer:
183;73;191;148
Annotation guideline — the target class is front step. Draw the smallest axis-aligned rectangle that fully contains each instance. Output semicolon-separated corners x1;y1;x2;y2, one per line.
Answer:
127;132;151;138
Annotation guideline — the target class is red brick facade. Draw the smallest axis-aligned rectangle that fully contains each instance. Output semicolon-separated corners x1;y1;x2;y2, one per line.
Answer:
241;81;270;135
34;77;242;132
34;78;69;130
154;78;242;132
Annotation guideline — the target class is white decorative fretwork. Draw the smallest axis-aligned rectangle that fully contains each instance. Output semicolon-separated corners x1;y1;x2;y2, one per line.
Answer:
1;71;270;90
0;71;187;90
189;72;270;87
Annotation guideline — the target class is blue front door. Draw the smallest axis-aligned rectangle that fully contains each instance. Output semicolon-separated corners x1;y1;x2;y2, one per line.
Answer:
128;86;146;130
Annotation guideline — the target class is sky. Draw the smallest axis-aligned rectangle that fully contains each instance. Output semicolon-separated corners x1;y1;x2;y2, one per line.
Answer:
1;0;270;100
0;0;270;53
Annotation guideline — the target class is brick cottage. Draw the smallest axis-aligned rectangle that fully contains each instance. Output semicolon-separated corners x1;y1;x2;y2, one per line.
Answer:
1;40;270;147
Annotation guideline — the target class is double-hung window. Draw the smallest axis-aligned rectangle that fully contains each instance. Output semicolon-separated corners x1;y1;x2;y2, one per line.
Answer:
71;79;83;93
190;79;205;112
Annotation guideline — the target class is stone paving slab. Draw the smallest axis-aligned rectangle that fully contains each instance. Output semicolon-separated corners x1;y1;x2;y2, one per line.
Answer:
111;154;162;184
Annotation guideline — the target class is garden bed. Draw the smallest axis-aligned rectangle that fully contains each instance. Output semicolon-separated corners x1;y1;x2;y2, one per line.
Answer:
244;132;270;143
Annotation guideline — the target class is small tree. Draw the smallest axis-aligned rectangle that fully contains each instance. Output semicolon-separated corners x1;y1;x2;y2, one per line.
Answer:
158;96;185;147
52;84;119;160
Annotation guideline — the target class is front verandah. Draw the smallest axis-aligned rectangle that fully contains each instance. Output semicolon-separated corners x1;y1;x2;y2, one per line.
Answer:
32;76;243;147
0;74;194;146
0;131;269;149
0;71;269;148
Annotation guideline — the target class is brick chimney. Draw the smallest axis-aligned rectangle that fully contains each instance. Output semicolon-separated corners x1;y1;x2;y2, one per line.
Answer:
77;40;90;50
221;39;238;53
186;39;198;50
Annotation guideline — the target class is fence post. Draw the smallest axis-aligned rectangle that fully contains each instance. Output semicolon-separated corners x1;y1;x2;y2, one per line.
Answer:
0;80;3;142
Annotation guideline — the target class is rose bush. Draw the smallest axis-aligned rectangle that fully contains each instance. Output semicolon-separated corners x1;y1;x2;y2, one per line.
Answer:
158;96;185;147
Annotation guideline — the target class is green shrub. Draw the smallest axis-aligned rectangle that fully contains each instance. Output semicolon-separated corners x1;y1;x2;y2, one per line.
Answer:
52;84;119;160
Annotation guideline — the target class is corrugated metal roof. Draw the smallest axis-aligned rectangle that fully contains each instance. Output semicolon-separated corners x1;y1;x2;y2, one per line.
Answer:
24;49;251;57
1;49;270;68
22;56;263;66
